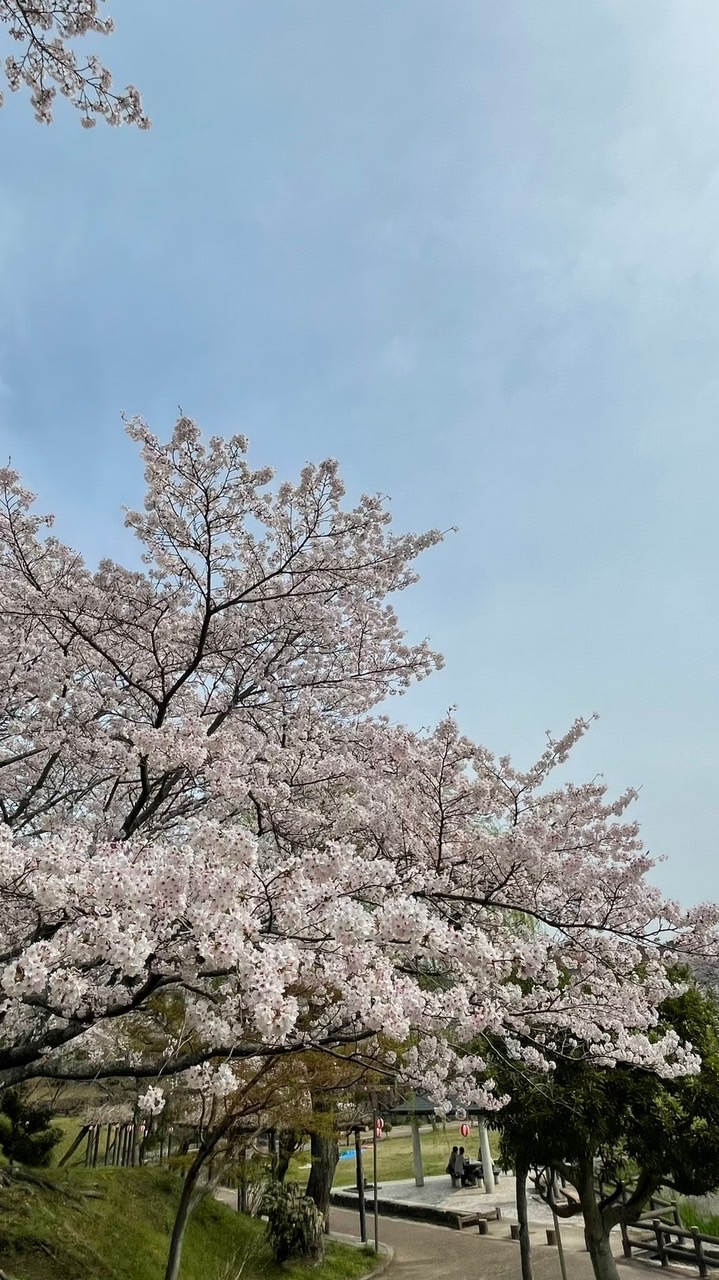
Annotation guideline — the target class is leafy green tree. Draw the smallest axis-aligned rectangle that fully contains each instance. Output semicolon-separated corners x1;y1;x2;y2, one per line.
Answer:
0;1090;62;1166
491;980;719;1280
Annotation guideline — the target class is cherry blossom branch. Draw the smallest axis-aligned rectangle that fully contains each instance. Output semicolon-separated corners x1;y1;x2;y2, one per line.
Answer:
0;1;149;126
4;1029;378;1087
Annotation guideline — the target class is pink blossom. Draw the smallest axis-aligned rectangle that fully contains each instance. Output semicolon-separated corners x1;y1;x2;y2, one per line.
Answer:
0;418;715;1104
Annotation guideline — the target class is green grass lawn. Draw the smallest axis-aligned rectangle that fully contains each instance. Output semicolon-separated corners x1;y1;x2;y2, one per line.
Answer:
0;1166;376;1280
286;1126;500;1188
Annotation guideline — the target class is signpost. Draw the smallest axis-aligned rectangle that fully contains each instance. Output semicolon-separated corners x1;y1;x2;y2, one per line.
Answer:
354;1127;367;1243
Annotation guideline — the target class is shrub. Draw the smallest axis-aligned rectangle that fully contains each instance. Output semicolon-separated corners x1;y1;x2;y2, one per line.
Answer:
0;1090;62;1166
262;1180;324;1264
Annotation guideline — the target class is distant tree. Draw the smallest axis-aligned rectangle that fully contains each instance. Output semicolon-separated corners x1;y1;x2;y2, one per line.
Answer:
492;980;719;1280
0;1;149;126
0;1088;61;1166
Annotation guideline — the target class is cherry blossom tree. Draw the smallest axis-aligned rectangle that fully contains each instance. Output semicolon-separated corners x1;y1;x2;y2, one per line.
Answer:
0;2;148;126
0;415;446;1086
0;416;716;1108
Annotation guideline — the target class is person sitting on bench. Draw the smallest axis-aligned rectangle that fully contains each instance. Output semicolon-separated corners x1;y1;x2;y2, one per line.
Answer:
446;1146;465;1188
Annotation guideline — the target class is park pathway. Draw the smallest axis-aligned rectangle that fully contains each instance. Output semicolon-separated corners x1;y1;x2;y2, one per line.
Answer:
330;1206;599;1280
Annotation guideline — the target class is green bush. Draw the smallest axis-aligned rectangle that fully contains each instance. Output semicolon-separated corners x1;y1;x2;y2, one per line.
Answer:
262;1180;324;1264
0;1089;62;1166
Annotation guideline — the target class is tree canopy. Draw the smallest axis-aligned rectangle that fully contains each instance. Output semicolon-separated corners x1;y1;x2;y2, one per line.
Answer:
0;419;716;1118
491;978;719;1280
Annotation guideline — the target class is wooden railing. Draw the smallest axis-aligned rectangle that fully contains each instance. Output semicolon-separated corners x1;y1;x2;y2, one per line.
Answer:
621;1198;719;1276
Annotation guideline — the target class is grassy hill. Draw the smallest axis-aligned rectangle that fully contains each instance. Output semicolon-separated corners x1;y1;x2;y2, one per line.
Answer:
0;1166;376;1280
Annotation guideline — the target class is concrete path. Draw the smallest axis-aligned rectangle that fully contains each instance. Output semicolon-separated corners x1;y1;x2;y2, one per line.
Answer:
216;1186;664;1279
330;1205;599;1280
345;1171;572;1228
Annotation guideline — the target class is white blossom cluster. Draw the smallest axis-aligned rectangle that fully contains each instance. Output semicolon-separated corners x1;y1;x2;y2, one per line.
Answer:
0;2;149;125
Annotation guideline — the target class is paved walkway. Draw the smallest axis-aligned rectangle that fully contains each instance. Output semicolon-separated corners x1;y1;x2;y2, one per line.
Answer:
212;1187;649;1280
330;1206;598;1280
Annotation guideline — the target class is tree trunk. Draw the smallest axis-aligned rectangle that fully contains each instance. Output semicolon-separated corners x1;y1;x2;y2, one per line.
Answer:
164;1156;205;1280
305;1097;339;1227
578;1158;620;1280
276;1129;300;1183
163;1119;231;1280
515;1157;535;1280
237;1145;249;1215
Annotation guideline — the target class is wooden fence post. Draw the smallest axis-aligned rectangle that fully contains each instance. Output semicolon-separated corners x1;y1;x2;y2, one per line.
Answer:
690;1227;709;1279
130;1119;140;1167
653;1219;669;1267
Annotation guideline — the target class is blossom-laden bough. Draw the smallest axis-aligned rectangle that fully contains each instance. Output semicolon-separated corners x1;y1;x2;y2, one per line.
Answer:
0;418;715;1106
0;2;148;125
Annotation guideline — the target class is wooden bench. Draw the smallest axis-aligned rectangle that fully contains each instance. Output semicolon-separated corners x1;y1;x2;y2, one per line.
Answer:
455;1208;502;1231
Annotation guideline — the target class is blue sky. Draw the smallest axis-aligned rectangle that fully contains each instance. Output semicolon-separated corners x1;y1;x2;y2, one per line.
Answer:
1;1;717;903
